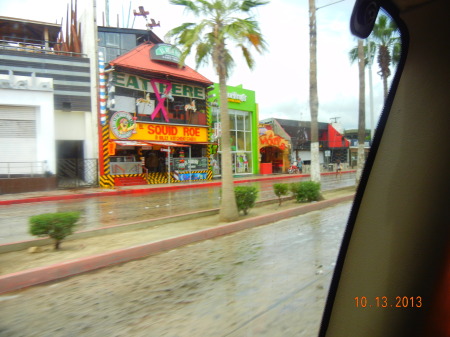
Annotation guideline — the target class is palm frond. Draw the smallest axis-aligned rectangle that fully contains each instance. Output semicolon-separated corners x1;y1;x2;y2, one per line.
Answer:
240;44;254;69
169;0;201;15
165;22;196;39
349;46;358;64
167;0;268;78
223;18;266;52
195;42;212;68
241;0;269;11
196;0;214;12
391;41;401;65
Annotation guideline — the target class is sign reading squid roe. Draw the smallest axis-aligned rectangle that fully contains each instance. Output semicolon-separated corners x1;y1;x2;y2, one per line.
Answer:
109;123;209;142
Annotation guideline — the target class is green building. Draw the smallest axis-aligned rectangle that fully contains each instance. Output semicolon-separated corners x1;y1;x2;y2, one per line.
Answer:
208;84;259;176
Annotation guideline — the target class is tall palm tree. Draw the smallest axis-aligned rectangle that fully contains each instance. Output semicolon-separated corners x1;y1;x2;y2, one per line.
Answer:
356;39;366;184
309;0;320;182
349;39;371;184
371;14;400;99
166;0;267;222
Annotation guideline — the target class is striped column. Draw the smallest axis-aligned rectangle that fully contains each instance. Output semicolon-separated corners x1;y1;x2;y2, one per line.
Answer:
98;51;107;125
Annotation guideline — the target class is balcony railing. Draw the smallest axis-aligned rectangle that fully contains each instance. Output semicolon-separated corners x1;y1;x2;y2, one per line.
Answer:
0;161;49;178
0;38;87;58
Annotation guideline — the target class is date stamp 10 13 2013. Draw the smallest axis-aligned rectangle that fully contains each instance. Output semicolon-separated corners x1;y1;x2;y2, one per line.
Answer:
354;296;422;308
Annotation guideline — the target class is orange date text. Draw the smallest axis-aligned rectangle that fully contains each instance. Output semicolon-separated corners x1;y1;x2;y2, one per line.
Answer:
354;296;422;308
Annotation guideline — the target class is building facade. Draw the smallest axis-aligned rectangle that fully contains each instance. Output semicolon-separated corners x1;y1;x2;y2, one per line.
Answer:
208;84;259;176
0;17;97;192
98;42;214;187
260;118;350;172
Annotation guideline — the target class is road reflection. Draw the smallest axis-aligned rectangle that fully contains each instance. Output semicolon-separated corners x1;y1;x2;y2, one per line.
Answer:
0;173;355;243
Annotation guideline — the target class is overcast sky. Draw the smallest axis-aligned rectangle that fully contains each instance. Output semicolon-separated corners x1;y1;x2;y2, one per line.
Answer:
0;0;392;130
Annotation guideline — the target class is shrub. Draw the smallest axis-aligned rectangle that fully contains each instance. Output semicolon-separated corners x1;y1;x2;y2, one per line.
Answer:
234;185;258;215
29;212;80;250
273;183;289;206
290;181;322;202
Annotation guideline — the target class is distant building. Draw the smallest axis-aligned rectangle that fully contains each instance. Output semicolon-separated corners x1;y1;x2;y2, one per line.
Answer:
344;129;372;168
259;118;350;172
97;26;163;63
344;129;372;147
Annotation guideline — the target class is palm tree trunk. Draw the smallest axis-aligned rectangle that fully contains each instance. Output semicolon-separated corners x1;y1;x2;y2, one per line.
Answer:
378;45;391;100
309;0;320;182
356;39;366;184
215;37;239;222
382;75;388;100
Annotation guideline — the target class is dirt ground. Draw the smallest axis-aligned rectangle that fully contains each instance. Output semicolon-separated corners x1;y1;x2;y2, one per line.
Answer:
0;187;354;276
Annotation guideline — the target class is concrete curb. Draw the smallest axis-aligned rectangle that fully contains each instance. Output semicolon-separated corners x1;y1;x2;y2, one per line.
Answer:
0;194;353;294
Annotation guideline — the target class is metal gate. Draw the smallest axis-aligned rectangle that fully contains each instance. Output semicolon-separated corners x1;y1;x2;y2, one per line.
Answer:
56;159;98;188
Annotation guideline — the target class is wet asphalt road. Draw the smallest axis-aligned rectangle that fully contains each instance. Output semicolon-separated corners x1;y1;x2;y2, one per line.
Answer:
0;201;352;337
0;173;355;244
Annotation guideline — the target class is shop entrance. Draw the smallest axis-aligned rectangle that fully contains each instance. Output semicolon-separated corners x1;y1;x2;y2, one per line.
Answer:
260;146;284;173
56;140;98;188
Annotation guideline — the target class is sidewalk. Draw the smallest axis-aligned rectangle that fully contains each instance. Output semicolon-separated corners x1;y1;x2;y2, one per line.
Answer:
0;171;355;205
0;187;355;294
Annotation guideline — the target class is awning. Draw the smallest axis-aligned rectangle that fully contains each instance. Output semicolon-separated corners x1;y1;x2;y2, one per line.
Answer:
113;140;154;147
112;140;190;147
145;141;190;147
182;142;218;145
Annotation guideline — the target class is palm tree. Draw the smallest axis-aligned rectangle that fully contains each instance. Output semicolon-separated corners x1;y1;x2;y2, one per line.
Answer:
371;14;400;99
348;40;368;184
356;39;366;184
349;39;371;184
309;0;320;182
166;0;267;222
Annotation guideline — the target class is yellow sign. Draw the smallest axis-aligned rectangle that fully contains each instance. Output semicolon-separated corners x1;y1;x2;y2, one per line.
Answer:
110;123;209;143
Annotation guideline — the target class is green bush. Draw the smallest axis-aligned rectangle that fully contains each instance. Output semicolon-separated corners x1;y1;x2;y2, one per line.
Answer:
273;183;289;206
29;212;80;250
234;185;258;215
290;181;322;202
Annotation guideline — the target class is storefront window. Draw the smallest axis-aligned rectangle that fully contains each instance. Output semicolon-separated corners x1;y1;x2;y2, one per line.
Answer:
244;113;251;131
245;131;252;151
236;131;245;151
235;153;251;173
236;114;245;130
229;114;236;130
212;108;253;176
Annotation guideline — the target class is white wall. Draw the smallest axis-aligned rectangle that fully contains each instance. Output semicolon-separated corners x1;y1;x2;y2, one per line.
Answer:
0;84;55;173
54;110;86;140
296;150;325;163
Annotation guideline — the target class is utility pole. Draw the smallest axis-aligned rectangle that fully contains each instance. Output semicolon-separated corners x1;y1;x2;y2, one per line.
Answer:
309;0;320;182
330;117;341;123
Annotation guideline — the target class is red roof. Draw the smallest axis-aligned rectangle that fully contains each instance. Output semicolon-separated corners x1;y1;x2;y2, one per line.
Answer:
109;42;213;85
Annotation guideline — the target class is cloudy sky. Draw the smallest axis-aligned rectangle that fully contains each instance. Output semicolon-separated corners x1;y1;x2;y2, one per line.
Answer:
1;0;391;130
